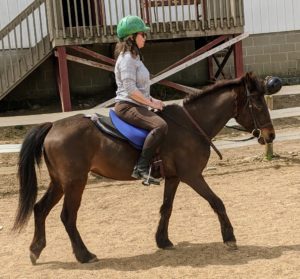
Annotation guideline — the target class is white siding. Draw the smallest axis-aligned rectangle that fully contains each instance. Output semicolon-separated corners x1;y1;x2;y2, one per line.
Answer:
0;0;34;29
0;0;47;49
245;0;300;34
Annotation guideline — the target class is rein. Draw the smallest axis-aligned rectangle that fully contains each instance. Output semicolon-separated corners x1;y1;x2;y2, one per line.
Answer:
224;124;255;141
182;106;223;160
160;80;271;160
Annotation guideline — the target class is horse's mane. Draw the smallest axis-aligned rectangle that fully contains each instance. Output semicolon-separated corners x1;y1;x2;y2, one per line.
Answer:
183;73;266;105
183;77;243;105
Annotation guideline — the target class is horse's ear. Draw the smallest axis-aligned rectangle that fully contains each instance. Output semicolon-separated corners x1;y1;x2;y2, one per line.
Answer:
244;72;253;83
243;72;254;87
243;72;265;94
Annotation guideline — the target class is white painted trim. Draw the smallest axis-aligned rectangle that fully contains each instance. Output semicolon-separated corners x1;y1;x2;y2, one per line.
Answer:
2;128;300;153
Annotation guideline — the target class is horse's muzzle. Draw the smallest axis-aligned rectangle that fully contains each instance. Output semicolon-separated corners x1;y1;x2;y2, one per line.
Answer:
258;128;275;145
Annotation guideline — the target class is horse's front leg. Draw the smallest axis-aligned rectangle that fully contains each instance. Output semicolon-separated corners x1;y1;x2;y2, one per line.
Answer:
156;176;180;249
182;174;237;249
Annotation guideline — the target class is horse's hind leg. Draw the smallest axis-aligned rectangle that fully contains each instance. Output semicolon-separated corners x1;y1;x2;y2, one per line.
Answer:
30;181;63;264
183;175;237;249
60;181;98;263
156;176;180;249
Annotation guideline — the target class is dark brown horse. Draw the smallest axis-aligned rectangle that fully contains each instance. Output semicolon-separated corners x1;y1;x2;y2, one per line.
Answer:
13;72;279;264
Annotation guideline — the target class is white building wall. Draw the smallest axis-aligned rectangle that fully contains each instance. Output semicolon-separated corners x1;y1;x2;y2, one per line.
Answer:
0;0;34;29
0;0;47;49
244;0;300;34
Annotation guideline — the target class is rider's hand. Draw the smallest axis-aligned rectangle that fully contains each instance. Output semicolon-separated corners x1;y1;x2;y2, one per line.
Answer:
151;99;165;111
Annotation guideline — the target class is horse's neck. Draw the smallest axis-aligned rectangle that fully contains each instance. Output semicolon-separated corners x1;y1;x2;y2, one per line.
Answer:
187;89;237;139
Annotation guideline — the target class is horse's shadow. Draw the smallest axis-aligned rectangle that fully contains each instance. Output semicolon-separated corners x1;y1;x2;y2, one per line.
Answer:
42;242;300;271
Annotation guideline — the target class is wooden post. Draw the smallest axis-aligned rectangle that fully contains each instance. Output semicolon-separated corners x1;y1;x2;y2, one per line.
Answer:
265;95;274;110
207;56;214;81
56;46;72;112
265;96;274;160
265;143;274;161
233;39;244;78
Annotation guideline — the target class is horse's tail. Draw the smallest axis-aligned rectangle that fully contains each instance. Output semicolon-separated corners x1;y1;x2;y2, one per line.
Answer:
13;122;53;232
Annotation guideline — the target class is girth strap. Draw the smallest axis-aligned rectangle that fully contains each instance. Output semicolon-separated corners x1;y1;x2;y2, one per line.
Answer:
182;106;223;160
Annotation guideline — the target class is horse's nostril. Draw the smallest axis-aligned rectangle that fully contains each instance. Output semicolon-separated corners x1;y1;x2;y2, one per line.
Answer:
270;132;275;140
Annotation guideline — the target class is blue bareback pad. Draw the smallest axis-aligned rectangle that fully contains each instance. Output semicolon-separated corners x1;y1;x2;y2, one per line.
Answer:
109;109;149;150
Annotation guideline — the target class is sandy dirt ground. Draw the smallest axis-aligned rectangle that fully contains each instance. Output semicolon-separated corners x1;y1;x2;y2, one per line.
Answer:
0;129;299;278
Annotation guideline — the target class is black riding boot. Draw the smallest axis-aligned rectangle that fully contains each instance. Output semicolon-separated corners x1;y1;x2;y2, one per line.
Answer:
131;147;160;185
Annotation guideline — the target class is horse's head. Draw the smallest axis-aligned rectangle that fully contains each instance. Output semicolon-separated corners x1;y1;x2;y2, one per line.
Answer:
235;72;282;145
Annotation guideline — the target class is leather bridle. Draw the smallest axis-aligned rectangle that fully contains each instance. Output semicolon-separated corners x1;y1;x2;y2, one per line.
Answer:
243;84;273;139
180;82;273;160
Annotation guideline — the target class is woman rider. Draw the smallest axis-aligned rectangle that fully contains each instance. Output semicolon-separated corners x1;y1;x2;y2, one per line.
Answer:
114;15;168;185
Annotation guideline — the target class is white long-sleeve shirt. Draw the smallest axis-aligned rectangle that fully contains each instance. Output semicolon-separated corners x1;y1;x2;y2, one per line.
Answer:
114;51;150;106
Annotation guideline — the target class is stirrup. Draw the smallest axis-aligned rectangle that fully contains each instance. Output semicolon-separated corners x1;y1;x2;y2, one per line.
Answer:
131;165;160;186
142;165;160;186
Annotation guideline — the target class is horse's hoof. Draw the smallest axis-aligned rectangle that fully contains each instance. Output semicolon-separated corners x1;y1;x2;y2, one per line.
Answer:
30;252;38;265
157;239;174;250
87;256;99;263
163;245;175;250
225;241;238;250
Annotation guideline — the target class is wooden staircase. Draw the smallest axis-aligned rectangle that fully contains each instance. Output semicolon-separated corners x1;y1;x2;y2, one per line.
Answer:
0;0;52;101
0;0;245;107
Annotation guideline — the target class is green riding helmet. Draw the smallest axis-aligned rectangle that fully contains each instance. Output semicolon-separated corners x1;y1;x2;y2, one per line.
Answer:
117;15;150;39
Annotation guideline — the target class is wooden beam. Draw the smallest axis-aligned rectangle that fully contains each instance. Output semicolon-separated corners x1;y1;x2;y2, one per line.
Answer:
64;54;114;72
56;46;72;112
212;55;226;79
158;80;202;95
68;46;116;65
214;46;234;79
154;35;230;77
233;38;244;78
150;33;249;85
207;56;214;81
56;47;202;98
92;79;202;109
274;85;300;96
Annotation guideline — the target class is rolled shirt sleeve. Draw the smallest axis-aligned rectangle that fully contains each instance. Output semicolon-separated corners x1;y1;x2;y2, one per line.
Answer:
122;78;138;96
